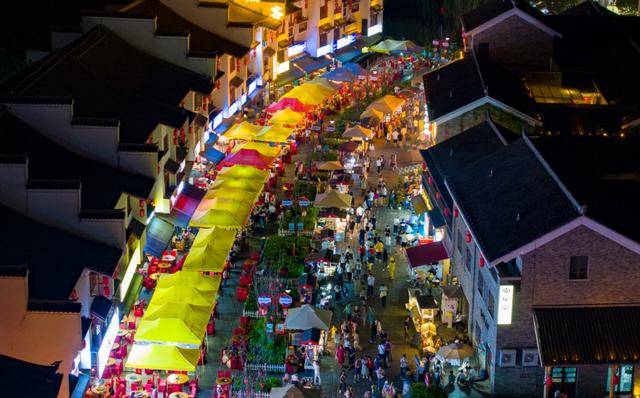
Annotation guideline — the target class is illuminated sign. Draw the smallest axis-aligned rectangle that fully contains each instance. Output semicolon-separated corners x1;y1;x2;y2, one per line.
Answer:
212;113;223;129
367;24;382;37
118;243;140;301
276;60;290;75
97;307;120;378
497;285;514;325
336;34;356;50
248;80;258;95
228;100;239;117
317;44;332;57
270;5;284;20
287;42;307;58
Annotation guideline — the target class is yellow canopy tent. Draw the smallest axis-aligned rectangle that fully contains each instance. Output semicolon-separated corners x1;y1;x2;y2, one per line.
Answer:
156;271;222;292
192;227;238;249
125;344;200;372
255;125;294;143
203;187;260;203
309;77;339;92
190;209;247;229
182;242;230;272
210;177;263;192
360;107;385;121
197;197;254;214
232;141;282;158
370;39;405;54
314;189;353;209
217;165;269;181
149;285;217;308
224;121;262;141
143;302;211;330
281;84;329;106
366;95;406;115
269;108;305;126
134;318;204;346
342;125;374;140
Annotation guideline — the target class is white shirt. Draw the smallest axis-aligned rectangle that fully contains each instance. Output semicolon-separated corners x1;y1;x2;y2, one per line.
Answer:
367;275;375;286
356;206;364;216
379;286;388;297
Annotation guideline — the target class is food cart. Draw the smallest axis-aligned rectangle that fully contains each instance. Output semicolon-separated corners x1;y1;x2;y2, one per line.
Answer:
406;288;438;353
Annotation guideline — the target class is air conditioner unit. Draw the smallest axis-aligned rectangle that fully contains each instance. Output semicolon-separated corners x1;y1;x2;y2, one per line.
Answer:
522;348;539;367
499;349;516;367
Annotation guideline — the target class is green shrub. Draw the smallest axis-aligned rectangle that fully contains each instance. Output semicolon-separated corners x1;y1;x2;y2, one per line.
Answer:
410;383;446;398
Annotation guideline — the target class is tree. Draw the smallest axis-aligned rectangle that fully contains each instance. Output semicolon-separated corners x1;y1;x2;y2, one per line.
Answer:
410;383;447;398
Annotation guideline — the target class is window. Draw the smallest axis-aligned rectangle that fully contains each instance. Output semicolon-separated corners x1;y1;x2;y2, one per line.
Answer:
319;33;328;47
371;12;378;26
551;367;577;384
569;256;588;280
351;1;359;12
607;365;634;393
465;247;472;273
333;28;341;42
298;22;307;33
477;271;484;298
486;290;495;319
229;87;237;104
229;56;236;73
320;1;328;18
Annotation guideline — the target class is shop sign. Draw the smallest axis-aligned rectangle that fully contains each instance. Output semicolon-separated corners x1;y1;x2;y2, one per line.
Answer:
283;199;293;207
326;126;336;132
311;125;321;131
299;197;310;207
97;307;120;378
266;323;274;334
276;323;285;334
279;294;293;307
258;294;272;306
497;285;514;325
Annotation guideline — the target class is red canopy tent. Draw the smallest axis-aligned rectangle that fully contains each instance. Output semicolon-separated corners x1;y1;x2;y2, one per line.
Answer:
267;97;311;113
405;241;449;268
221;149;274;169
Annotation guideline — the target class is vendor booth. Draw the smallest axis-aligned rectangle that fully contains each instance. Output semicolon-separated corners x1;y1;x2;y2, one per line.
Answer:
405;241;449;288
313;190;352;243
406;288;438;353
440;284;465;329
285;305;333;372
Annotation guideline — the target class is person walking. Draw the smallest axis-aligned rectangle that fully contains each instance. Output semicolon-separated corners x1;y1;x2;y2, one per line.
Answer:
367;272;375;298
313;360;321;385
376;366;386;391
388;257;396;280
400;353;408;378
339;370;347;392
379;284;388;307
403;316;411;342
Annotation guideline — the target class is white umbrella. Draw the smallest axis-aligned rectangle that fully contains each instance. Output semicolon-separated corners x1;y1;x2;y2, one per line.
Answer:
436;342;474;366
284;304;333;330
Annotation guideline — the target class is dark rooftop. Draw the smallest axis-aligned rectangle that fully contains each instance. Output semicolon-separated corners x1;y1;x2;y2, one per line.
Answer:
461;0;546;32
447;138;581;262
0;354;63;398
1;26;198;144
530;136;640;242
121;0;249;57
534;306;640;366
0;205;122;301
423;52;535;121
421;119;519;210
0;109;155;210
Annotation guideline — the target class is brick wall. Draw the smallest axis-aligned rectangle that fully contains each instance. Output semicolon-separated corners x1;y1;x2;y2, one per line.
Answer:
471;15;554;70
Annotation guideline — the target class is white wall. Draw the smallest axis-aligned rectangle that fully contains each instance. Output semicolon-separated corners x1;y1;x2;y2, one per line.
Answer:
82;16;216;78
7;103;119;167
118;150;158;178
0;163;28;214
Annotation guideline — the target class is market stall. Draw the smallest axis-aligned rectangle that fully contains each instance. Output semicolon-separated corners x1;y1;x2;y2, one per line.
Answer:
313;190;352;243
406;288;438;353
405;241;449;287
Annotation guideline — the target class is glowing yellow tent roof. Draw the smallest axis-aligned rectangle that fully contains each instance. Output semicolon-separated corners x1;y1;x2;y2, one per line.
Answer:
142;302;210;334
309;77;339;92
135;318;203;346
197;197;254;214
149;285;216;308
342;125;374;140
314;189;353;209
281;84;329;106
366;95;406;114
370;39;406;54
203;187;260;203
224;121;262;141
156;272;222;292
231;142;282;158
192;227;238;249
210;177;264;192
255;125;294;143
125;344;200;372
190;209;248;229
269;108;305;126
182;243;230;272
360;108;385;121
217;165;270;181
316;160;344;171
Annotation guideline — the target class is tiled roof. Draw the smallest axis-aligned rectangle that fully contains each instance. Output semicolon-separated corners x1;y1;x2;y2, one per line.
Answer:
121;0;249;57
0;109;155;210
1;26;199;144
423;52;535;121
461;0;547;32
0;354;64;398
534;306;640;366
446;138;581;261
0;205;121;301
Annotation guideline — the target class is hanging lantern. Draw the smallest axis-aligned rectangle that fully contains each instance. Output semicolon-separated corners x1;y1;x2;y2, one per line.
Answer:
103;285;110;297
139;199;145;208
173;129;178;138
454;208;459;218
69;289;79;301
422;162;427;171
444;208;450;217
435;191;441;200
479;257;485;267
139;208;145;218
428;176;433;185
173;137;179;145
465;231;471;243
215;79;221;90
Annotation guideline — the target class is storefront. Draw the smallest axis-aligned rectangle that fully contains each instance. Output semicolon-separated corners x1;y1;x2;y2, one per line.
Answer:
406;288;438;354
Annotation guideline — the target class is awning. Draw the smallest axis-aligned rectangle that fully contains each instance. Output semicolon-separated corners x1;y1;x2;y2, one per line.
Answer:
90;295;112;322
125;344;200;372
164;158;180;174
284;304;333;330
319;22;334;31
169;183;206;228
533;306;640;366
230;76;244;88
275;68;305;86
405;241;449;268
427;208;446;228
411;195;428;215
143;216;175;258
206;133;219;145
194;114;208;128
292;55;332;74
263;46;276;57
202;147;224;164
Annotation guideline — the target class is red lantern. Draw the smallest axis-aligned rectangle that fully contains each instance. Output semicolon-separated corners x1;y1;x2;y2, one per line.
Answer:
428;176;433;185
454;209;459;218
69;289;78;301
444;208;450;217
465;231;471;243
422;162;427;171
215;79;221;90
173;129;178;138
139;199;145;208
173;137;179;145
435;192;441;200
479;257;485;267
139;208;145;218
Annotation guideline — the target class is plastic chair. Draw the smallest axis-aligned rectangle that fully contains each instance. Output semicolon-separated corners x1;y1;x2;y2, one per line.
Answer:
158;379;166;393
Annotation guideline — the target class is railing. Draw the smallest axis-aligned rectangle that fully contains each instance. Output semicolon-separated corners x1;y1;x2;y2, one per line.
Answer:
242;309;260;318
231;392;271;398
245;363;286;373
